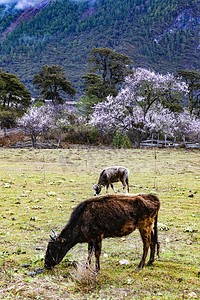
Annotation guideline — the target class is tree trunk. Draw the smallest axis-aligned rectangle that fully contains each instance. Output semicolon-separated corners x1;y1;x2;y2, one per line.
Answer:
31;135;37;148
136;130;142;148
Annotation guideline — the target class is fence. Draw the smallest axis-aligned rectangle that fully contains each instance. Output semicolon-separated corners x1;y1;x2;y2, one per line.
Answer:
140;137;200;149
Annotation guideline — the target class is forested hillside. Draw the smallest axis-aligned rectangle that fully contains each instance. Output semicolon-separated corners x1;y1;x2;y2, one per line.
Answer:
0;0;199;96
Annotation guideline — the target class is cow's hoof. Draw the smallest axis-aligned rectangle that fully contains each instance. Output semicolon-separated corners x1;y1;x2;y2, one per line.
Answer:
146;261;153;266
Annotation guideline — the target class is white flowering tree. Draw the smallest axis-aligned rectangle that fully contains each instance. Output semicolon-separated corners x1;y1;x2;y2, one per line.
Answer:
90;68;189;146
125;68;188;116
18;105;53;148
173;110;200;142
144;104;176;137
49;104;76;147
18;104;77;148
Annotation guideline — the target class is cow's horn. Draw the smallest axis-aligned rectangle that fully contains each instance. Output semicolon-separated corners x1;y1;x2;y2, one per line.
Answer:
51;229;57;237
51;229;57;236
50;235;56;241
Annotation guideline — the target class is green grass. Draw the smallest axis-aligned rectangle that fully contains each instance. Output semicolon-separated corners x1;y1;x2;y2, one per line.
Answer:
0;147;199;299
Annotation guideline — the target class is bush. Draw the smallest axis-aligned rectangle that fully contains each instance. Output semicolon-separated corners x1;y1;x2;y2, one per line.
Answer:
112;131;132;148
0;110;17;129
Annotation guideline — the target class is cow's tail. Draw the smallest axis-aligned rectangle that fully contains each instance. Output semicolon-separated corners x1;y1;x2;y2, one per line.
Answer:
154;213;160;257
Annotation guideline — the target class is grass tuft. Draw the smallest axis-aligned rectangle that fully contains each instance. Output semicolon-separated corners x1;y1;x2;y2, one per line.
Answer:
73;262;97;286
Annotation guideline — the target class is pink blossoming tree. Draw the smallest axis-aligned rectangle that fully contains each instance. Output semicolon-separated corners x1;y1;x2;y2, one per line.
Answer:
18;104;77;147
18;105;53;148
90;68;190;146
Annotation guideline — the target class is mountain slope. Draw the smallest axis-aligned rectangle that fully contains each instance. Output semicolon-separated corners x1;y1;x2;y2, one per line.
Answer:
1;0;54;40
0;0;199;97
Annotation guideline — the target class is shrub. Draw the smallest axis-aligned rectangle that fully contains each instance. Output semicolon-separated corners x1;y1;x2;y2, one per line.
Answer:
112;131;132;148
0;110;17;129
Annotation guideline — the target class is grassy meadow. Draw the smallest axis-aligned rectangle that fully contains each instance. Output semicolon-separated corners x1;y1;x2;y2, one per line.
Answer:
0;147;199;299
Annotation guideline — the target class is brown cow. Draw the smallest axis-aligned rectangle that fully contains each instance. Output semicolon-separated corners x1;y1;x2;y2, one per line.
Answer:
44;193;160;272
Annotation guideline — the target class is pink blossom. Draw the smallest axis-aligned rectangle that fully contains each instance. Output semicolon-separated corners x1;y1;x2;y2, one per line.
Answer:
89;68;200;144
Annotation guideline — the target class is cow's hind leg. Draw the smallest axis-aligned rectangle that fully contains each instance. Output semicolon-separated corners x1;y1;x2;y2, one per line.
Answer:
146;229;156;266
122;181;126;193
125;178;129;193
122;179;129;194
137;225;151;270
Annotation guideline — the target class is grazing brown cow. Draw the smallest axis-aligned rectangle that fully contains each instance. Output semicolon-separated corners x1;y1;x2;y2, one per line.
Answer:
93;166;129;195
44;193;160;272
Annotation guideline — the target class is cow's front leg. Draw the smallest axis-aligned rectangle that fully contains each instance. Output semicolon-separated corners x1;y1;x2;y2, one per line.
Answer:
87;242;94;266
106;184;109;193
146;228;160;266
110;183;117;193
94;236;103;272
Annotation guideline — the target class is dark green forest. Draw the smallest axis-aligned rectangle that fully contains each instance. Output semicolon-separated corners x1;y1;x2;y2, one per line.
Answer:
0;0;199;96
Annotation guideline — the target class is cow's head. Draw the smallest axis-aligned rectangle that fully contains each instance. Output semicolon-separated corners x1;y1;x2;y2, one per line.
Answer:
93;183;101;196
44;231;66;269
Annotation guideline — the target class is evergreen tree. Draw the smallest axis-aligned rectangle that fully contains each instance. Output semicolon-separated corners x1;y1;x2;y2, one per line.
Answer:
82;73;113;99
177;70;200;115
0;68;31;111
88;47;133;94
79;48;133;117
33;65;76;105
